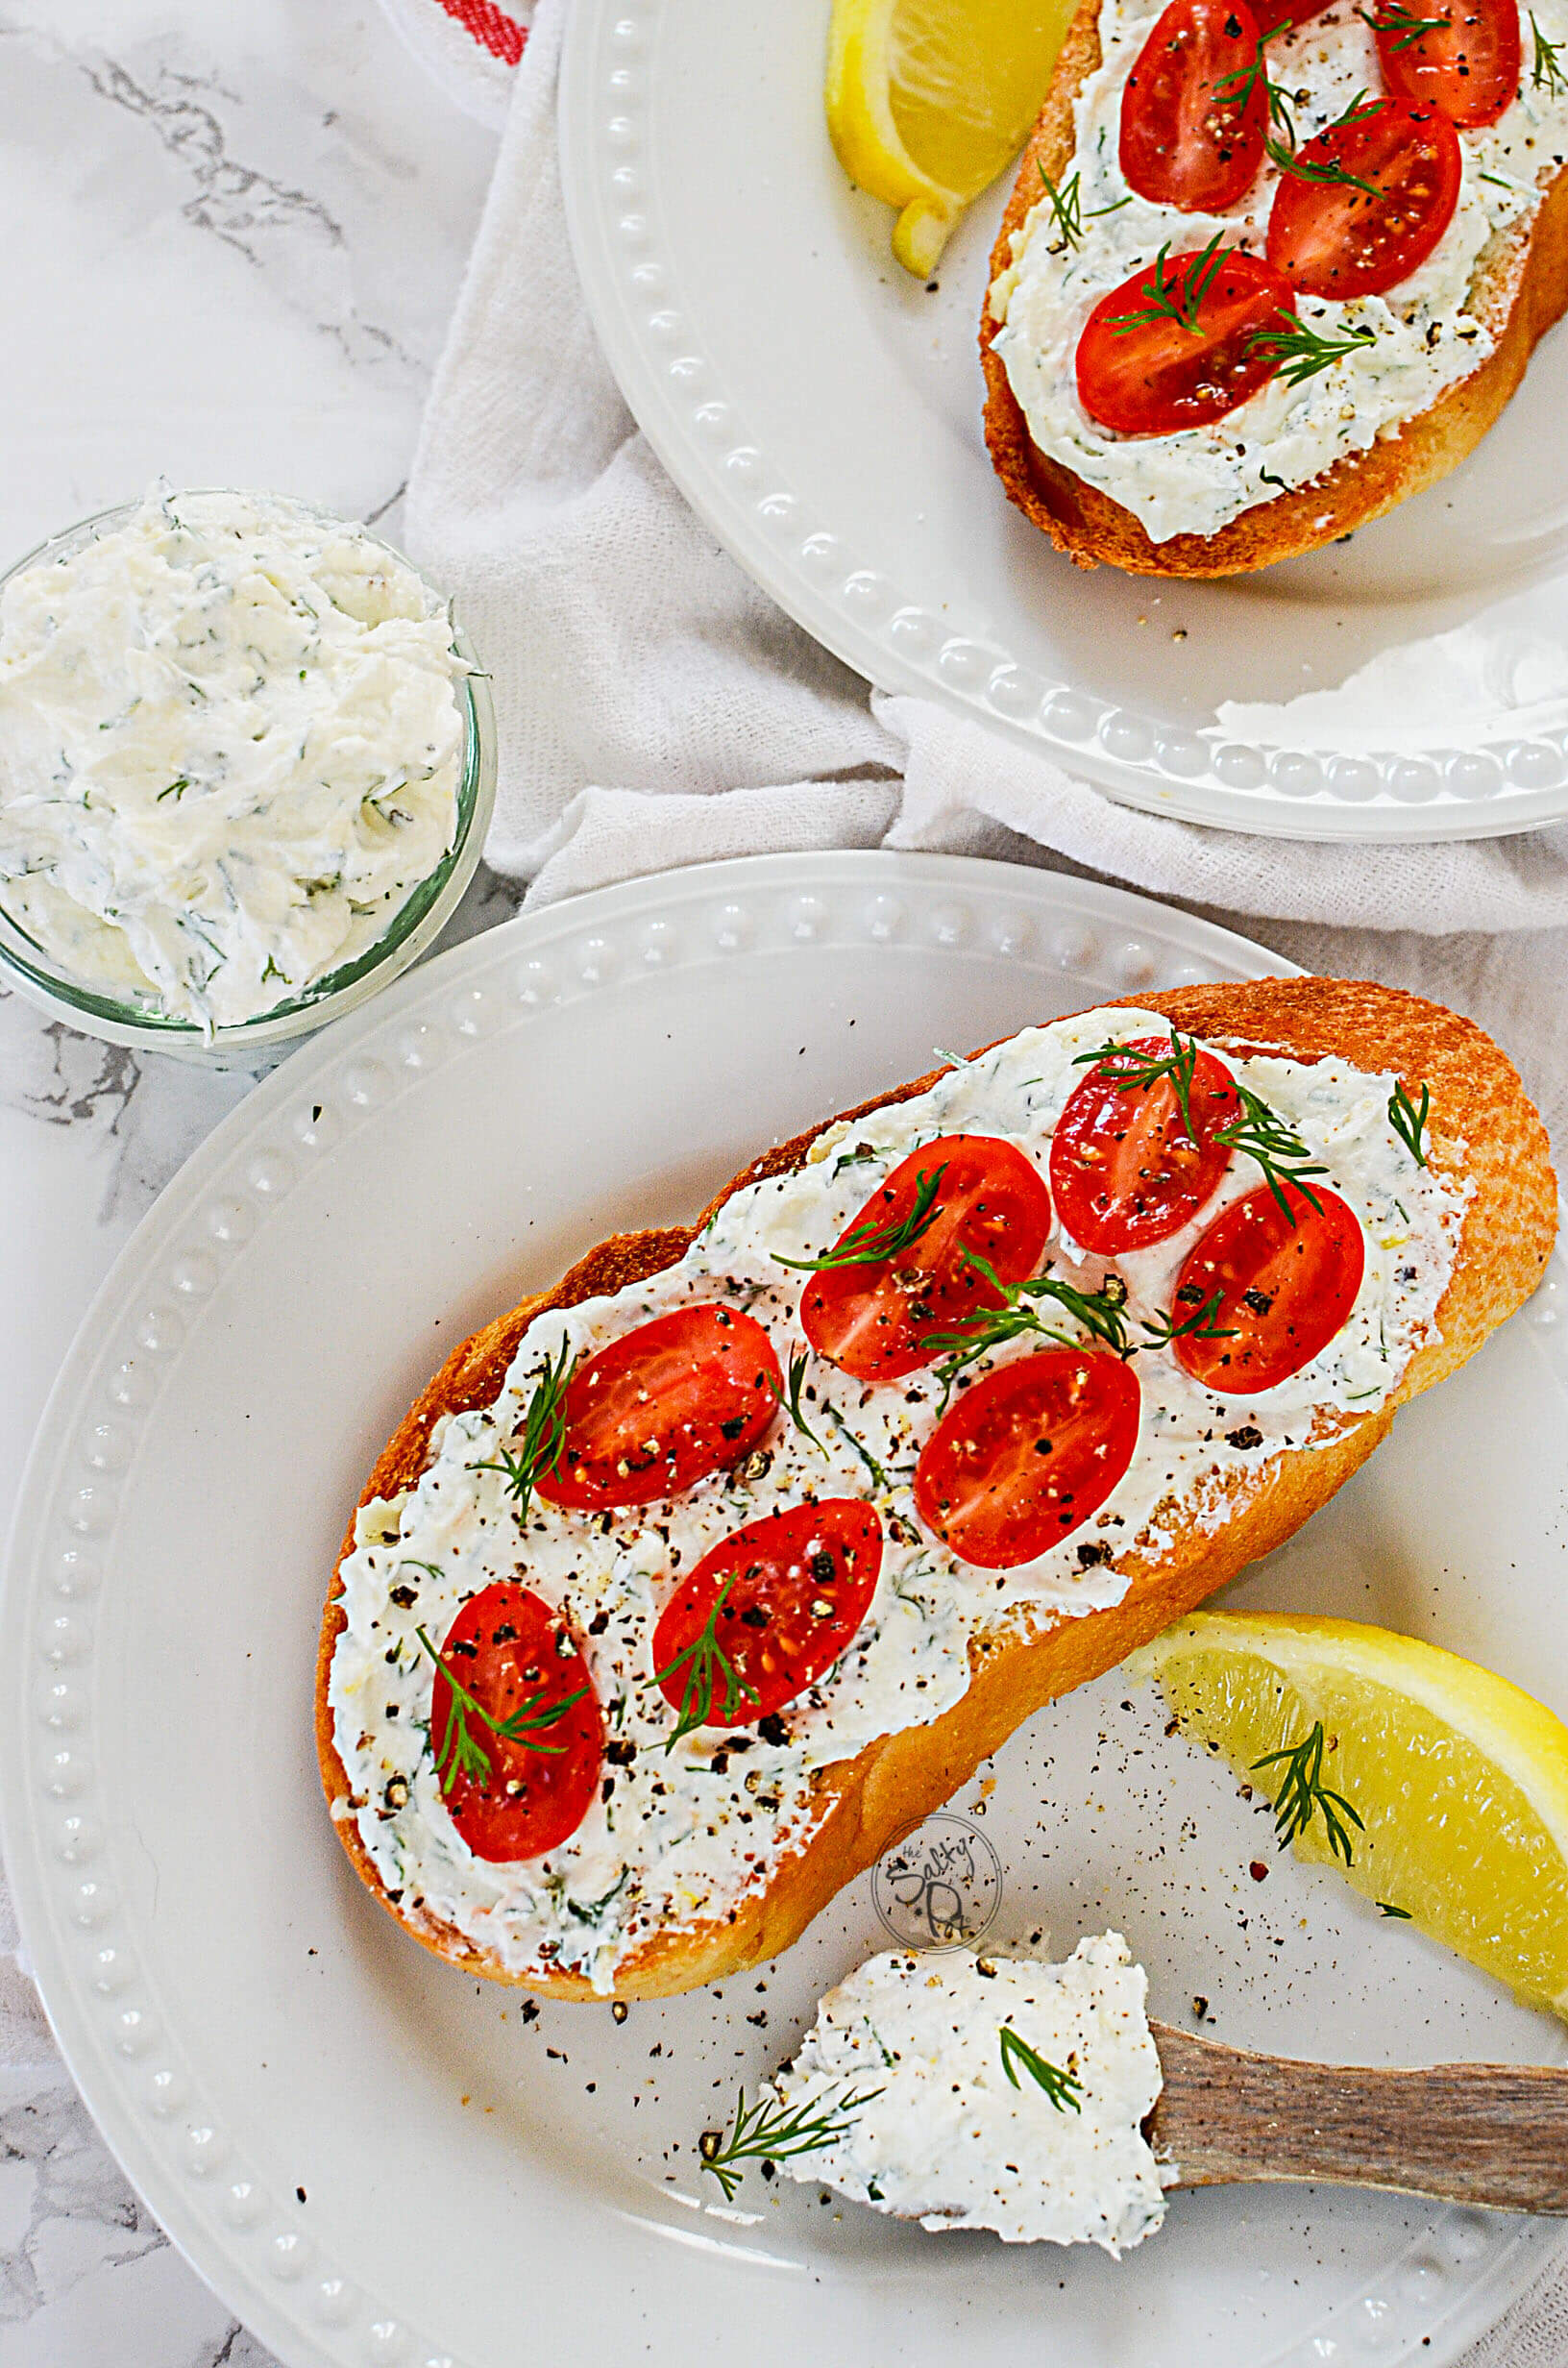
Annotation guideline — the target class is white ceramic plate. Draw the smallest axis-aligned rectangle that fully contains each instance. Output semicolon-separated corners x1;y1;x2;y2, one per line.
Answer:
558;3;1568;840
4;851;1565;2368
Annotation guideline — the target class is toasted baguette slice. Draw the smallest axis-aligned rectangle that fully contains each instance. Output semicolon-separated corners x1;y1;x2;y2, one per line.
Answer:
979;0;1568;577
317;980;1556;1998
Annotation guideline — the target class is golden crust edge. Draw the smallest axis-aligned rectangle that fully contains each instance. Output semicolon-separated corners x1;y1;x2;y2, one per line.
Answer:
977;0;1568;578
316;977;1557;2000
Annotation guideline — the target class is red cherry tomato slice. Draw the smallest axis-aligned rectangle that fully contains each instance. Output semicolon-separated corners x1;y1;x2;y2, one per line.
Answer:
651;1500;883;1731
799;1135;1051;1384
1076;245;1293;436
538;1305;782;1513
1265;103;1461;299
1120;0;1269;213
1371;0;1520;128
428;1582;603;1862
1050;1036;1241;1254
1172;1183;1366;1393
913;1349;1141;1568
1253;0;1336;31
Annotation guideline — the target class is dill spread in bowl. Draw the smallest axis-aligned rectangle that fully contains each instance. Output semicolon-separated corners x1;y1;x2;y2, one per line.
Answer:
0;487;472;1033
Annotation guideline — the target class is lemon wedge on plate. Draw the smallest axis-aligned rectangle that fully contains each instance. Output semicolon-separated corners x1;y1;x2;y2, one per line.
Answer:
825;0;1074;278
1134;1612;1568;2019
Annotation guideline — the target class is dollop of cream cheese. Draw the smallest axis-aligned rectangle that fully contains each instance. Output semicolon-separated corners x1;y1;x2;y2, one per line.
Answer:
989;0;1568;542
0;487;468;1029
769;1936;1172;2252
328;1011;1468;1992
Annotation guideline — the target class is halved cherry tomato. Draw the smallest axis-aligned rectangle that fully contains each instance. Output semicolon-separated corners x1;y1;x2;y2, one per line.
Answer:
1253;0;1335;31
538;1305;781;1512
1172;1182;1365;1392
1076;245;1293;435
1120;0;1270;214
651;1499;883;1731
1050;1036;1241;1254
799;1135;1051;1384
1370;0;1520;128
428;1582;603;1862
1265;102;1461;299
914;1349;1141;1568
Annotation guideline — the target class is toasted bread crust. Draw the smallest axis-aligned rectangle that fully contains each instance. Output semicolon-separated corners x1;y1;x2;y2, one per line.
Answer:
317;980;1556;1998
979;1;1568;577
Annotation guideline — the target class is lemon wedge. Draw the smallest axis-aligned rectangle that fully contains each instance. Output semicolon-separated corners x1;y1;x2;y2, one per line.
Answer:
1134;1612;1568;2020
826;0;1074;278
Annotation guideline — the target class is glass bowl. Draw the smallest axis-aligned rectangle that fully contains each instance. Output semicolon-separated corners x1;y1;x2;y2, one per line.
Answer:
0;494;498;1070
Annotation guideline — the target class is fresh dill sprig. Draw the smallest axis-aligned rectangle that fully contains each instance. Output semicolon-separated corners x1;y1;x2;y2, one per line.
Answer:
1358;0;1449;45
1212;39;1297;135
998;2025;1085;2111
826;1403;887;1491
770;1347;828;1456
924;1252;1132;1395
414;1626;583;1797
698;2082;884;2202
1378;1899;1413;1918
1252;1720;1365;1865
155;776;191;802
1109;233;1234;338
1036;160;1131;252
832;1144;880;1176
1388;1079;1431;1167
1075;1027;1201;1140
654;1576;758;1750
260;953;290;987
1138;1289;1237;1352
471;1340;574;1521
1265;130;1383;198
1265;90;1385;197
1531;10;1568;92
1248;309;1378;385
773;1164;948;1273
1214;1084;1328;1222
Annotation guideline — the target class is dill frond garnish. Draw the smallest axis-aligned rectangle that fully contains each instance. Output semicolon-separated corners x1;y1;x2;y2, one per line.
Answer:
770;1347;828;1456
471;1339;574;1521
998;2025;1085;2110
1213;1085;1329;1222
1248;310;1378;385
698;2082;884;2202
1074;1026;1201;1139
653;1576;758;1749
1388;1078;1431;1166
773;1164;948;1273
414;1627;583;1796
1109;234;1235;338
1252;1720;1365;1864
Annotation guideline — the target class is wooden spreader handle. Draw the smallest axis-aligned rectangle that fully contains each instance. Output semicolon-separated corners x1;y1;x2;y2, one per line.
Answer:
1148;2022;1568;2214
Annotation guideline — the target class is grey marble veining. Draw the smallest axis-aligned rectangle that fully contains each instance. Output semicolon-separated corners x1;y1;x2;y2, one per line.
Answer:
0;1;502;2357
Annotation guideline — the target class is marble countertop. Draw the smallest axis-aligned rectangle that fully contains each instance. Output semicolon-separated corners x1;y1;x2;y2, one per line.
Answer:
0;2;500;2356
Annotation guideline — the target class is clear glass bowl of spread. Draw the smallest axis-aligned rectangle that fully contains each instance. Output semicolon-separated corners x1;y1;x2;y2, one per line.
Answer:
0;491;498;1069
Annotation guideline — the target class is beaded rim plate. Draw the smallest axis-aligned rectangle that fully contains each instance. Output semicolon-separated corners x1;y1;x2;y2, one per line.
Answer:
558;1;1568;841
3;851;1565;2368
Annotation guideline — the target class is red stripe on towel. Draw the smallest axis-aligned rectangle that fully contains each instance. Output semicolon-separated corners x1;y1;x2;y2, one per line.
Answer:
432;0;527;65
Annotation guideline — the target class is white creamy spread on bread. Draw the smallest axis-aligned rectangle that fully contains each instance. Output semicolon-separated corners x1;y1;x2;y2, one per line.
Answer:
768;1935;1172;2251
989;0;1568;541
329;1010;1467;1990
0;487;467;1029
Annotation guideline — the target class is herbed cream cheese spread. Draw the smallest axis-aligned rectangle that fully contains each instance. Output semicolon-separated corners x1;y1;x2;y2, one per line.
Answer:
768;1936;1172;2251
988;0;1568;541
328;1009;1466;1993
0;487;468;1030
